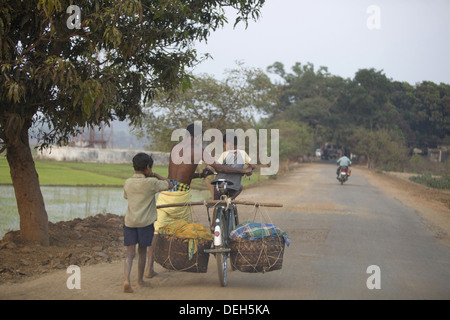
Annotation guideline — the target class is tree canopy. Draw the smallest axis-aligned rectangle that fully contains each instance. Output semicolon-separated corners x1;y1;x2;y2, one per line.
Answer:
1;0;265;148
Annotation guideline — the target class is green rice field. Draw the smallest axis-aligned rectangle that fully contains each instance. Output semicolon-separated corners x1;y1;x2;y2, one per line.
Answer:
0;157;165;187
0;156;266;188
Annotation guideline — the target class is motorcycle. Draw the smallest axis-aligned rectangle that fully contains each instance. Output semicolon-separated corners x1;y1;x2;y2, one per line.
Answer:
337;166;351;185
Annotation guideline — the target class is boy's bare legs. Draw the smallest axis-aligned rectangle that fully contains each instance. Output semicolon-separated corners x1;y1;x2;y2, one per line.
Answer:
123;245;135;293
136;245;148;287
145;235;157;278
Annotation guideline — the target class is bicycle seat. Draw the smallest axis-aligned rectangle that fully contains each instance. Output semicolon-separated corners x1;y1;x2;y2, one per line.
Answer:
211;179;234;196
210;178;234;186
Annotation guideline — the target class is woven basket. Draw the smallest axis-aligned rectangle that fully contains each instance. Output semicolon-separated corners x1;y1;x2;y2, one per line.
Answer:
230;236;285;273
154;234;212;273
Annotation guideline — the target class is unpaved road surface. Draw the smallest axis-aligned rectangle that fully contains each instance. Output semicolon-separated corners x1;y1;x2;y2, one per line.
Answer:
1;163;449;300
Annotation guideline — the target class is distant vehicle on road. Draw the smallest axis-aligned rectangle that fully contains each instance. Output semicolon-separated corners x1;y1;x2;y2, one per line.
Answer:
321;143;343;160
315;148;322;158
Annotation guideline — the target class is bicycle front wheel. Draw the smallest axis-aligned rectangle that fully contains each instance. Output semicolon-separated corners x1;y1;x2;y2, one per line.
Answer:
215;207;228;287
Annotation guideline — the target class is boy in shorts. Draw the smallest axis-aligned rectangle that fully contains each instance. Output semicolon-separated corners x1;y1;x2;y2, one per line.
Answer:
123;153;173;293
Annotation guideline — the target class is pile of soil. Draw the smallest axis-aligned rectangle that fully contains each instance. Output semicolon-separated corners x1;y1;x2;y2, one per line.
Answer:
0;213;125;284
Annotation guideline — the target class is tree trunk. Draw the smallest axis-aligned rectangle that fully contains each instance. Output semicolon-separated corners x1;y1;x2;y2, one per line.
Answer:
6;123;49;246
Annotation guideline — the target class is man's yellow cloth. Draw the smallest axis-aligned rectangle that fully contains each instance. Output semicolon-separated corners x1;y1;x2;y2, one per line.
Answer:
154;190;191;232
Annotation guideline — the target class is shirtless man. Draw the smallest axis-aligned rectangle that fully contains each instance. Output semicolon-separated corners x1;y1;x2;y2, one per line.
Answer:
169;123;252;185
145;123;252;278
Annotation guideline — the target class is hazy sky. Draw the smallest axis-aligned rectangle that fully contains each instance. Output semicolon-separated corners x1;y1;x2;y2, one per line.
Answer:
191;0;450;85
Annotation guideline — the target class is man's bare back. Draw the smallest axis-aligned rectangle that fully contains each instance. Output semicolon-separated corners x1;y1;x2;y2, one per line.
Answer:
168;130;252;185
168;142;199;185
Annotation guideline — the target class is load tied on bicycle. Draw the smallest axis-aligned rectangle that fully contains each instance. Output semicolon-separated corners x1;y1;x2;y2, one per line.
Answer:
146;125;290;288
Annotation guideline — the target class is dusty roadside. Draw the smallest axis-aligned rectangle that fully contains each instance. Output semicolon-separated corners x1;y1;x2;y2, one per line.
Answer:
358;167;450;247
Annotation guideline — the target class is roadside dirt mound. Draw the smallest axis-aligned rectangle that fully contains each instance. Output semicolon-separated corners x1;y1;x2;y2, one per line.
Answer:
0;213;125;284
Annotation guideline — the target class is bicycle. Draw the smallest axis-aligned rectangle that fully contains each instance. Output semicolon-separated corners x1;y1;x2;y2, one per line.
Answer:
204;178;239;287
155;177;283;287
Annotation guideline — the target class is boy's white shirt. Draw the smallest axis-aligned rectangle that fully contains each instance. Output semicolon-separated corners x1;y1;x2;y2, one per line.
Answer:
216;149;251;165
198;149;251;166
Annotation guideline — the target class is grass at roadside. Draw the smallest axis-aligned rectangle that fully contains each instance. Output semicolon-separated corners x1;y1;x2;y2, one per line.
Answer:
0;157;267;188
409;173;450;190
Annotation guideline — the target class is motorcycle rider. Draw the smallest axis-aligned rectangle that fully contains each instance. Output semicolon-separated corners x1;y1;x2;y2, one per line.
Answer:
336;154;352;177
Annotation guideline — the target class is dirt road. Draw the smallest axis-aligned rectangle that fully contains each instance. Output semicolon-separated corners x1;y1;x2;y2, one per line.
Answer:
1;163;449;300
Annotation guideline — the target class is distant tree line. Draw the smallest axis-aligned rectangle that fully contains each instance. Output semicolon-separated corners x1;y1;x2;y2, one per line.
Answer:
139;61;449;171
260;62;450;170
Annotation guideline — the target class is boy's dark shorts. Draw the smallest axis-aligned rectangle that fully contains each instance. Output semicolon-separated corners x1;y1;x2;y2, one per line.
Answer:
123;224;155;247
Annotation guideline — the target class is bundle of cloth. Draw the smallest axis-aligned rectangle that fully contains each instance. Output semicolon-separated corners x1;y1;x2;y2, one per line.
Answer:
229;221;291;247
158;220;212;260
